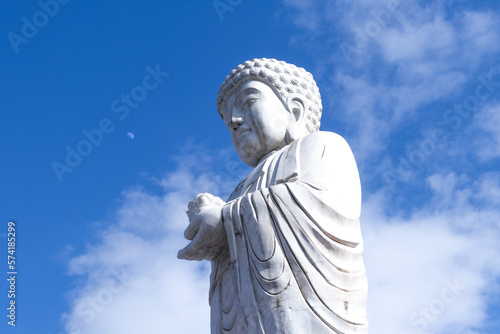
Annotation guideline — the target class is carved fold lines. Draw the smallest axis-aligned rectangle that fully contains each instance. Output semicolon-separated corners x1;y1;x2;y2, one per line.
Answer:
275;229;362;331
270;187;356;293
283;185;367;282
250;256;291;295
267;185;368;330
228;175;247;201
259;186;304;289
249;255;285;281
276;137;302;185
209;255;232;305
239;191;290;295
218;275;238;332
287;183;360;248
221;287;235;314
247;241;283;282
242;193;276;263
251;201;275;260
221;304;238;331
284;185;367;295
268;150;281;185
232;197;243;233
247;242;277;265
223;204;238;264
232;198;266;334
301;180;322;190
244;170;266;195
286;184;366;272
255;170;266;193
264;187;348;328
221;310;238;332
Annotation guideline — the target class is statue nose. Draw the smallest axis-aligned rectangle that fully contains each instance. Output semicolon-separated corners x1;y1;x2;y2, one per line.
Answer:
230;117;244;131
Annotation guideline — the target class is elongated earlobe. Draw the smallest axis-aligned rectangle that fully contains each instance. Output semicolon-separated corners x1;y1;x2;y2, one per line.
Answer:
286;94;305;124
285;94;306;142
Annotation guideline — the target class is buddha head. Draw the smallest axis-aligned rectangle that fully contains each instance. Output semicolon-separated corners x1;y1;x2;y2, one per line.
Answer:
217;58;323;167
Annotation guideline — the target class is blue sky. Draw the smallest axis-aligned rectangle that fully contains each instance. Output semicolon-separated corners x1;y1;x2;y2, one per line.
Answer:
1;0;500;333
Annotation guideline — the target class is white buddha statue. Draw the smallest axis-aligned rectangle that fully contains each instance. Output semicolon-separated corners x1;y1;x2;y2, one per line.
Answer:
178;58;368;334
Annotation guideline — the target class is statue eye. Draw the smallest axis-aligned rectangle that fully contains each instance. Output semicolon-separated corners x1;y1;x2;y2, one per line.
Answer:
243;98;257;108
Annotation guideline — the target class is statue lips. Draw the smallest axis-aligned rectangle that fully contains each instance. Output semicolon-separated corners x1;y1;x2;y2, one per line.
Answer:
236;127;251;142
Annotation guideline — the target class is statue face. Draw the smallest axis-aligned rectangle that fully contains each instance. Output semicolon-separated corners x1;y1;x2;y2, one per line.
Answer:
222;80;293;167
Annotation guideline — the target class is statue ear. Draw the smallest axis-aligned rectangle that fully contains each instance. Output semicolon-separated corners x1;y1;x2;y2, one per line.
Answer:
285;93;306;143
286;93;305;125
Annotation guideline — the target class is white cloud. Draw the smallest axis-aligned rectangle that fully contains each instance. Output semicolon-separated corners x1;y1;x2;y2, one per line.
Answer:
474;103;500;160
363;172;500;333
61;147;244;334
378;15;456;63
282;0;321;32
333;69;466;160
284;0;500;163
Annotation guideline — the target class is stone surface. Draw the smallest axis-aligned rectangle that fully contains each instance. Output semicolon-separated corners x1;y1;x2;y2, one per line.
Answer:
178;58;368;333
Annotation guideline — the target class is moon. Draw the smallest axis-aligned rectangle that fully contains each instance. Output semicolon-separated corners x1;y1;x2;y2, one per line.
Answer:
127;132;134;139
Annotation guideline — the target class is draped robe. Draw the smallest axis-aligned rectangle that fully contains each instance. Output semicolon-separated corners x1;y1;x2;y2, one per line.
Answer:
209;131;368;333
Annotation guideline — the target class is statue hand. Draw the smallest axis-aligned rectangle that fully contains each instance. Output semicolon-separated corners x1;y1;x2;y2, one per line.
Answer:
177;193;226;261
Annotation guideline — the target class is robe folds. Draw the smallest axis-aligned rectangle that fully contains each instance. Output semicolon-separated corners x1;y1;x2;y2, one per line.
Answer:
209;131;368;334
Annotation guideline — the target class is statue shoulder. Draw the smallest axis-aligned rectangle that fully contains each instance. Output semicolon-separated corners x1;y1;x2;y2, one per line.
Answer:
298;131;355;164
297;131;362;219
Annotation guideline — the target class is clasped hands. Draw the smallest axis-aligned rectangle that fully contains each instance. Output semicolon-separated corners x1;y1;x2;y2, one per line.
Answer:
177;193;226;261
